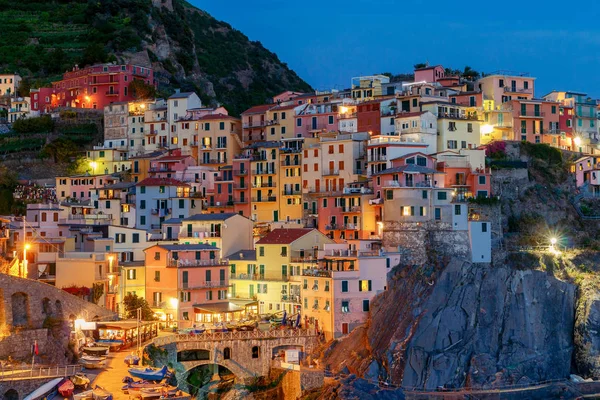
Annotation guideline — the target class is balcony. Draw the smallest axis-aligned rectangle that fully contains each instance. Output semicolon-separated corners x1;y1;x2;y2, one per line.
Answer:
252;196;277;203
370;154;387;162
252;169;276;175
234;199;248;204
243;120;267;129
503;87;533;95
252;182;276;188
325;223;359;230
323;249;380;257
105;91;120;96
180;231;221;238
233;183;247;189
341;205;361;213
520;111;545;118
281;159;301;167
167;258;229;267
383;180;435;188
233;169;248;176
322;169;340;177
282;189;302;196
181;280;229;289
281;294;301;303
290;255;318;263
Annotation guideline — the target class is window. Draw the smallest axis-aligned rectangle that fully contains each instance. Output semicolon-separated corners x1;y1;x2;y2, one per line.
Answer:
551;106;557;114
482;223;488;233
479;176;486;185
448;122;456;131
386;190;393;200
127;269;137;280
159;186;165;193
281;246;287;256
467;123;473;133
434;208;441;220
341;281;348;292
416;156;427;166
437;192;447;200
140;200;146;209
328;115;334;124
363;299;370;312
422;190;428;199
179;199;184;208
154;271;160;282
325;281;330;292
296;118;302;127
412;98;417;107
252;346;260;359
140;216;146;225
341;301;350;313
224;347;231;360
454;205;461;215
447;140;457;149
259;247;264;257
358;280;371;292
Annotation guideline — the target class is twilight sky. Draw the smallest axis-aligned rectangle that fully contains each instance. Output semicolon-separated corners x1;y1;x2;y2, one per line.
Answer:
193;0;600;98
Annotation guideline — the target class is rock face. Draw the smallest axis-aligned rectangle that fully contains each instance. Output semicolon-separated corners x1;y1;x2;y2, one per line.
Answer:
324;259;577;391
575;291;600;378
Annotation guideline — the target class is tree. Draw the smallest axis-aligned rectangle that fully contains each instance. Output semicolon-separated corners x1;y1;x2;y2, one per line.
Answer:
414;63;427;69
39;137;79;163
80;43;109;67
129;79;157;100
462;66;481;81
123;294;157;321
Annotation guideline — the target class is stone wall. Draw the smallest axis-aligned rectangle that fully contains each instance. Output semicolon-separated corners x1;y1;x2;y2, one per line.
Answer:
0;329;47;360
0;273;116;333
0;377;57;400
382;221;470;265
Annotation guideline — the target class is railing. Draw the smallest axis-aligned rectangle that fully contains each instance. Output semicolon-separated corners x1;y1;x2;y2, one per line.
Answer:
281;160;301;166
341;206;361;213
289;256;318;263
0;364;82;381
252;169;276;175
520;111;545;117
182;280;229;289
325;224;359;230
503;86;533;94
323;249;380;257
383;180;435;188
180;231;221;238
252;182;276;188
322;169;340;176
252;196;277;202
233;169;248;176
168;259;229;267
105;91;120;96
234;199;248;204
370;154;387;161
153;328;318;346
281;294;301;303
282;190;302;196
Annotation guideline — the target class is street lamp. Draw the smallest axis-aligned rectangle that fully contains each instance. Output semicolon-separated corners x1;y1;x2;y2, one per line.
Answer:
90;161;97;174
170;297;179;330
22;243;30;278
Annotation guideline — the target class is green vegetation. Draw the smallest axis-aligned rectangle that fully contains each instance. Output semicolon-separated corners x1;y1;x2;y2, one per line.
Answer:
11;115;54;134
0;0;312;115
123;293;157;321
0;165;18;214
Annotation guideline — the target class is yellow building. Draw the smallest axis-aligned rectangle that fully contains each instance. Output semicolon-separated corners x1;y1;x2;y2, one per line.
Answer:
230;228;333;316
249;142;282;223
480;99;513;143
351;75;389;101
279;149;303;223
421;101;482;151
86;148;131;175
264;103;297;141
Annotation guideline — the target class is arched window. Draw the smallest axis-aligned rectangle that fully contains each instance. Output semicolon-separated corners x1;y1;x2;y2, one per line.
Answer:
251;346;260;359
223;347;231;360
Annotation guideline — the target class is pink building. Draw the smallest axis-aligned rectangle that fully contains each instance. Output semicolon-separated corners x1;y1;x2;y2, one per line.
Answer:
509;99;560;144
30;88;58;114
144;243;232;327
49;63;155;110
148;155;196;179
574;156;600;195
294;103;339;137
414;65;446;83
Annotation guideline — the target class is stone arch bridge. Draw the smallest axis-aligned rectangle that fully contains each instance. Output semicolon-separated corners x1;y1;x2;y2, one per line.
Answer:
151;329;319;383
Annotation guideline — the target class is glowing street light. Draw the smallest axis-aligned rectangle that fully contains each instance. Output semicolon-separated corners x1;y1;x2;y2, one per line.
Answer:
22;243;30;278
90;161;97;174
550;237;557;245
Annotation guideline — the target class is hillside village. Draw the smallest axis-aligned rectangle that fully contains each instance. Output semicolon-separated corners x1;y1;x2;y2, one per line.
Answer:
1;61;600;398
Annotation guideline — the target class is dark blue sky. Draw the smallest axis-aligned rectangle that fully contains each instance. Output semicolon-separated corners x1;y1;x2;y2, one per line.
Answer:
193;0;600;98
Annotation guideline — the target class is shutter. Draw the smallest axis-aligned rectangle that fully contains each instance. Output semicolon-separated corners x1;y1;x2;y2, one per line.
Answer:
358;281;362;292
368;280;372;291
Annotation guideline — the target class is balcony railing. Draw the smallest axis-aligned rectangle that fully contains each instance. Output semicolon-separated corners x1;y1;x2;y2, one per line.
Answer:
325;223;359;230
341;206;361;213
520;111;545;117
282;189;302;196
281;294;301;303
281;160;301;166
503;87;533;94
252;196;277;203
180;231;221;238
234;199;248;204
233;169;248;176
322;169;340;176
233;183;247;189
167;259;229;267
252;182;276;188
182;280;229;289
252;169;276;175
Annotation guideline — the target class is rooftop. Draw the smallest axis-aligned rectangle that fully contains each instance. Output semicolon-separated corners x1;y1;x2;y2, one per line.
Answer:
168;92;196;99
182;213;239;222
242;104;273;115
256;228;315;245
226;250;257;261
135;177;189;187
150;243;220;251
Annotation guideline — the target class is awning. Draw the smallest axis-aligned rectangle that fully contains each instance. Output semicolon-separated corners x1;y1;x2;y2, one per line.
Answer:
230;299;258;308
193;302;244;314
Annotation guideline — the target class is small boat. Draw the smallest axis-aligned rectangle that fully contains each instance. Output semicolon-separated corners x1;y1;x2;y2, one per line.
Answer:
139;385;179;398
71;373;90;389
96;339;123;351
124;354;140;366
82;345;109;356
128;365;168;381
81;354;106;362
73;390;93;400
23;377;62;400
58;378;75;397
92;385;113;400
80;357;107;369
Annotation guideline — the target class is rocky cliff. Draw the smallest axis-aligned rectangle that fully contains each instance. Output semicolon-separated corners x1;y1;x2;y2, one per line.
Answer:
323;259;576;390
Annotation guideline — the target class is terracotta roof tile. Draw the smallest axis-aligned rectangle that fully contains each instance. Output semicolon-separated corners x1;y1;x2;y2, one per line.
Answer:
241;104;273;115
135;177;189;187
256;228;315;245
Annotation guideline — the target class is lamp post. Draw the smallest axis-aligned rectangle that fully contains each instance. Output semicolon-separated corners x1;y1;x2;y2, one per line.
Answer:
22;243;30;278
170;297;179;331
